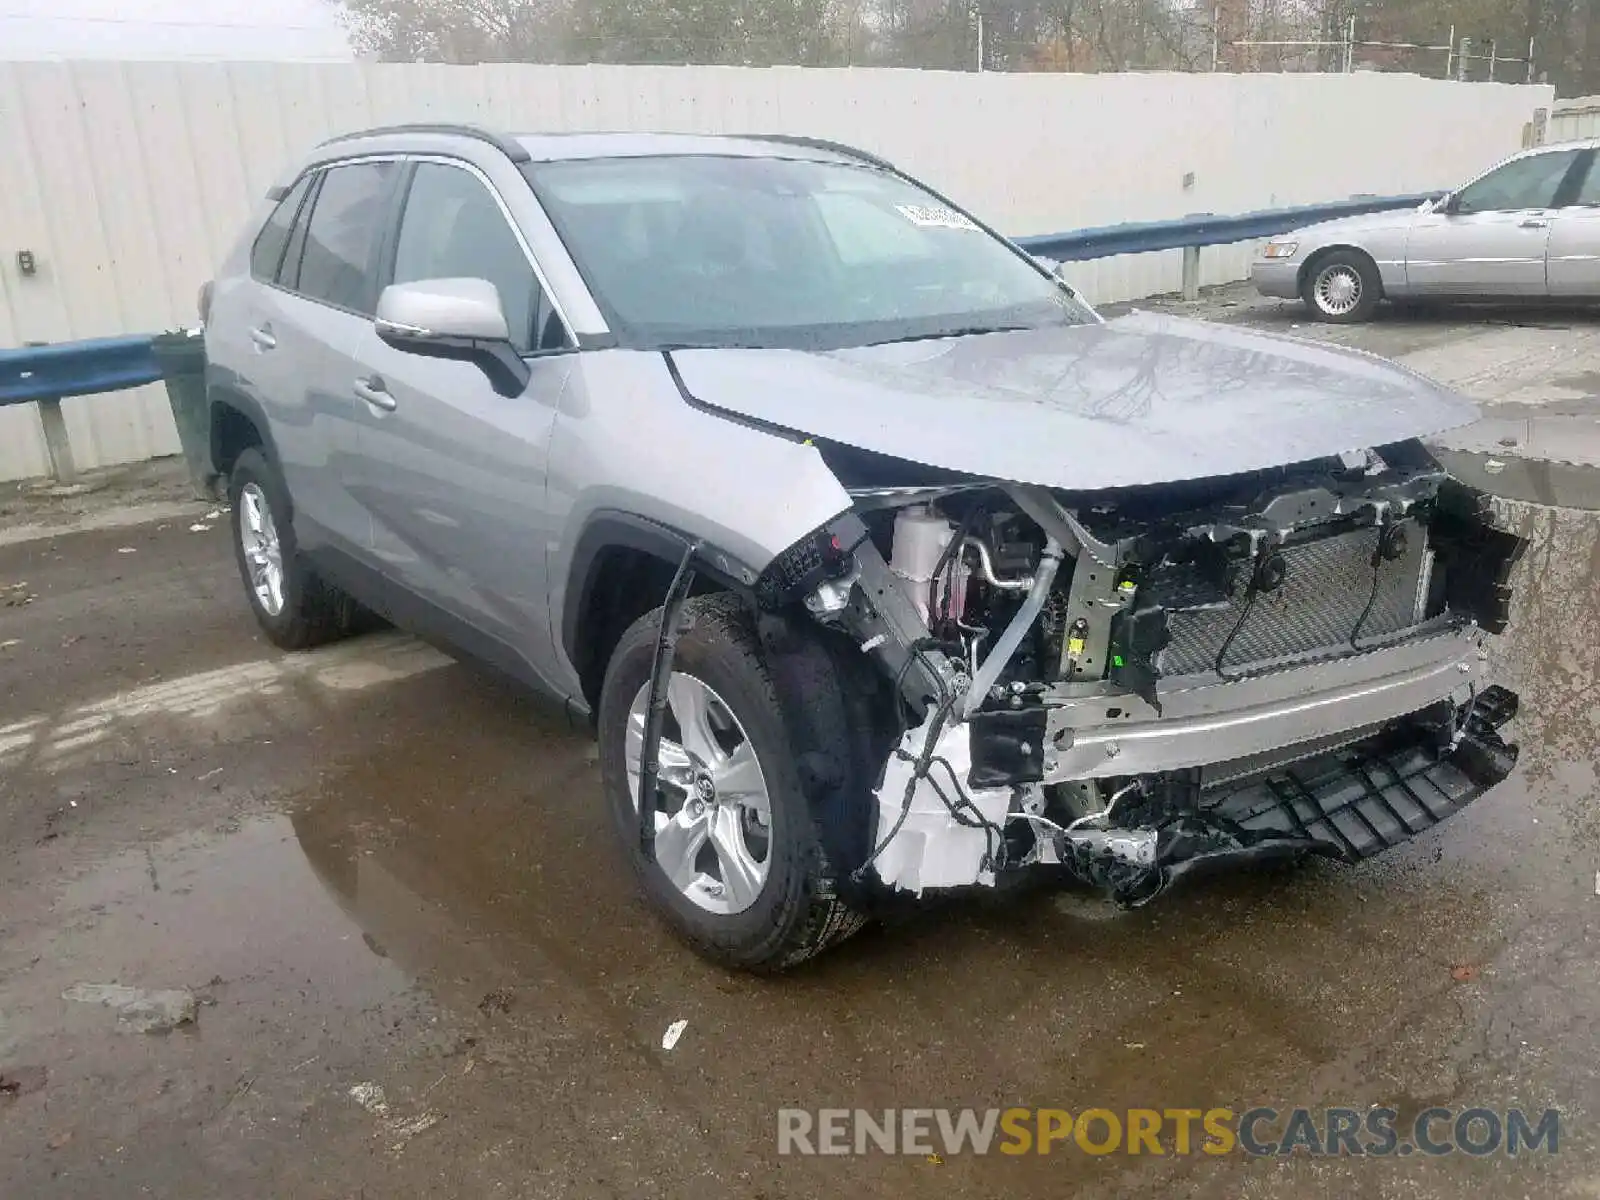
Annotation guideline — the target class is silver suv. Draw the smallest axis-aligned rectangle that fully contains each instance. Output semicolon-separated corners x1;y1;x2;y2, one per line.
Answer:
204;123;1525;971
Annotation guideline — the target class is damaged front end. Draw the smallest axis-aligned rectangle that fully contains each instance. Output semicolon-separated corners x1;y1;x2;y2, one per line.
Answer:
755;439;1526;904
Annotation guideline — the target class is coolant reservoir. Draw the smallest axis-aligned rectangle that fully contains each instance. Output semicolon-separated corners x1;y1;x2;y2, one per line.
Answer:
890;506;966;624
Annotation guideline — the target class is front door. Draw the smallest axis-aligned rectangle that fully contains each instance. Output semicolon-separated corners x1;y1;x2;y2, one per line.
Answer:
345;159;577;688
1546;150;1600;297
1406;148;1586;297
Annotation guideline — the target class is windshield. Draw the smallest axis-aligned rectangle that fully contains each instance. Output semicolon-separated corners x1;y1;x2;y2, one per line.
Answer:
526;154;1094;351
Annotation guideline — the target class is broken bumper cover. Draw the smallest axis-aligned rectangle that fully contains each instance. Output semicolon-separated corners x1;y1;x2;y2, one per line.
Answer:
1073;685;1520;903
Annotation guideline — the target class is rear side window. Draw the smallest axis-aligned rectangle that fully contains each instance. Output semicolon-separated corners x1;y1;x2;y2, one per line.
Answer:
391;162;563;352
250;174;313;282
295;161;398;314
1568;152;1600;206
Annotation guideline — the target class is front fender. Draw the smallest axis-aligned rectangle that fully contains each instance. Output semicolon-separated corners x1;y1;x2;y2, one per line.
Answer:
544;350;853;693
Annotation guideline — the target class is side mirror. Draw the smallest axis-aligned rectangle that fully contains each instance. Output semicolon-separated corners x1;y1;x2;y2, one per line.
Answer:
375;278;530;397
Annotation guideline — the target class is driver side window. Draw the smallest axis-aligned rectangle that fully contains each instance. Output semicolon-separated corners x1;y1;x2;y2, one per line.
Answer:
1454;151;1580;215
391;162;567;352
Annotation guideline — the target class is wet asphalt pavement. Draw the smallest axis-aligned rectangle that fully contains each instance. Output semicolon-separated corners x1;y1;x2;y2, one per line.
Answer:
6;319;1600;1196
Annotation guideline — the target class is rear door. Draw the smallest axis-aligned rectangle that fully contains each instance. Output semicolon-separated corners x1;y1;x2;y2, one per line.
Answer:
1546;149;1600;297
204;172;316;485
1405;148;1585;297
265;158;403;560
345;158;577;687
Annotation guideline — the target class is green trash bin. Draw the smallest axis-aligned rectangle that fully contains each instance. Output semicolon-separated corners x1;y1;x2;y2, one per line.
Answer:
150;329;216;501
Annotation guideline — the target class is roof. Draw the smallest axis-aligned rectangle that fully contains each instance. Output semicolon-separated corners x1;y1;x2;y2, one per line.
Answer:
509;132;882;166
316;123;890;169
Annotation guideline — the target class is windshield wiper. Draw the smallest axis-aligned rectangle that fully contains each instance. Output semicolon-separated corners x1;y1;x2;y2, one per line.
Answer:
867;324;1033;347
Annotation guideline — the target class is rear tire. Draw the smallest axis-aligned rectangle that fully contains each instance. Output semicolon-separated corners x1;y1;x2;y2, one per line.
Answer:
597;594;871;971
1302;249;1381;323
228;447;360;651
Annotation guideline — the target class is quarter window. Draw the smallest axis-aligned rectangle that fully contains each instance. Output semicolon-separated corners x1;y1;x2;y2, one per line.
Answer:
250;174;313;282
1567;154;1600;206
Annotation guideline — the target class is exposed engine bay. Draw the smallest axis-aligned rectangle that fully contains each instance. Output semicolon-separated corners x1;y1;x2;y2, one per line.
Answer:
753;438;1527;904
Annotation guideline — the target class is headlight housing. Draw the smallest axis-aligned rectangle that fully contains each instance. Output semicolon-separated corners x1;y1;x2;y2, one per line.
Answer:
1261;240;1299;259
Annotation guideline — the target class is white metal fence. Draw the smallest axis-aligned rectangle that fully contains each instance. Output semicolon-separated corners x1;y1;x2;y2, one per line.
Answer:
0;61;1552;481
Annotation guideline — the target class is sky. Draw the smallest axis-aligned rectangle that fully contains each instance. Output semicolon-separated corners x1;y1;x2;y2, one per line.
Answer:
1;0;354;61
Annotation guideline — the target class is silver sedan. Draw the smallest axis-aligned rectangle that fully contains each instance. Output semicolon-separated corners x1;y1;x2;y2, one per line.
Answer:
1251;138;1600;321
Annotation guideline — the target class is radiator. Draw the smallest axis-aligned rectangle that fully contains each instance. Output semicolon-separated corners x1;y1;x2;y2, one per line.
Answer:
1159;520;1430;678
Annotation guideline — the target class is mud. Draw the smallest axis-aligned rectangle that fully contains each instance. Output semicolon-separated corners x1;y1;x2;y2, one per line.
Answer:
1;493;1600;1196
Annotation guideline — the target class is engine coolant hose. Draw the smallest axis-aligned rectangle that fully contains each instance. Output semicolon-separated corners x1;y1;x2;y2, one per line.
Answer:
962;537;1064;718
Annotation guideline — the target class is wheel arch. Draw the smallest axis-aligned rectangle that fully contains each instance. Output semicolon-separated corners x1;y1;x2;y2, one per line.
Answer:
1298;243;1384;298
208;384;283;484
562;511;758;714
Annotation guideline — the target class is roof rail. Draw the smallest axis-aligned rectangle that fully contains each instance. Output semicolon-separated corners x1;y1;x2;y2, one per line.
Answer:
739;134;895;171
318;123;531;164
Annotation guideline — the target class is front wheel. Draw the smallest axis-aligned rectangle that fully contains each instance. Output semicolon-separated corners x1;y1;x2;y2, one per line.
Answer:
1302;250;1381;323
597;595;869;971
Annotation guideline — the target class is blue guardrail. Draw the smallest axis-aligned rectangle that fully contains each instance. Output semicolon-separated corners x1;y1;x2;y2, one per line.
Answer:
1015;193;1433;262
0;335;160;408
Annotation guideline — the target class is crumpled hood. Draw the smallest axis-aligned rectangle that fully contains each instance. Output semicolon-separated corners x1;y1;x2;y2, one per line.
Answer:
668;311;1479;491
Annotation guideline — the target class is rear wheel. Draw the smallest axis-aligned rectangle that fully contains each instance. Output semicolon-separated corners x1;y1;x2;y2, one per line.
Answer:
1302;249;1381;323
597;595;870;971
228;447;360;650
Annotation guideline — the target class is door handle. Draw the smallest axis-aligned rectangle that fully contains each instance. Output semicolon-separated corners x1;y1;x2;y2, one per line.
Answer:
1520;217;1549;229
249;325;276;350
353;376;397;412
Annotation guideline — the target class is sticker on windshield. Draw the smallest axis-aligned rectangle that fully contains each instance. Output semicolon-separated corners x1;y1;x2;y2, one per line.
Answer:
896;204;981;231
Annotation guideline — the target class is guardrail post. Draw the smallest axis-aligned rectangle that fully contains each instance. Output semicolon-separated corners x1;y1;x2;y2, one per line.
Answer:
37;395;78;483
1181;245;1202;301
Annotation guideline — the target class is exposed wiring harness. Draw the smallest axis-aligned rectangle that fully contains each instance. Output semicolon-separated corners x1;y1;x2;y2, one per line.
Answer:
851;640;1006;884
636;540;701;858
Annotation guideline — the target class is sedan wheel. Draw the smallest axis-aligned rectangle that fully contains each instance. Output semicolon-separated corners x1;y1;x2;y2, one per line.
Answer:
1302;250;1380;323
1314;264;1363;317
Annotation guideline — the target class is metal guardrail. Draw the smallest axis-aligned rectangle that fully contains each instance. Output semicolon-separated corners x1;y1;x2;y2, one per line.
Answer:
1016;192;1438;302
0;335;162;483
0;191;1440;484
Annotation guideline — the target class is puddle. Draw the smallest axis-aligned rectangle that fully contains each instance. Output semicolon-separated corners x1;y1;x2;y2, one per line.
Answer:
3;503;1600;1196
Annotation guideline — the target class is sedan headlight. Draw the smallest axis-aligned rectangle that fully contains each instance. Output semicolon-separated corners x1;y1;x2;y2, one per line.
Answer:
1261;240;1299;259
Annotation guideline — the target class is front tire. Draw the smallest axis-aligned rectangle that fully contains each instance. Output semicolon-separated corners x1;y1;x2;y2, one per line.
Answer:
228;447;359;651
1302;249;1381;323
597;595;869;971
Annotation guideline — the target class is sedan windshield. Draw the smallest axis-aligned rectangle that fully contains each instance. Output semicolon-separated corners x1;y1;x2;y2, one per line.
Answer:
526;154;1094;351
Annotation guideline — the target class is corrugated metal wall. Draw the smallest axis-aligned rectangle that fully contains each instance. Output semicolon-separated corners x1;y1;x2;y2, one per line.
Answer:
1550;96;1600;142
0;61;1552;481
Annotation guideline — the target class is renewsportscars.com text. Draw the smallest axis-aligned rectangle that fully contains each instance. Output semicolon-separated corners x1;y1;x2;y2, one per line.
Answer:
777;1106;1561;1157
